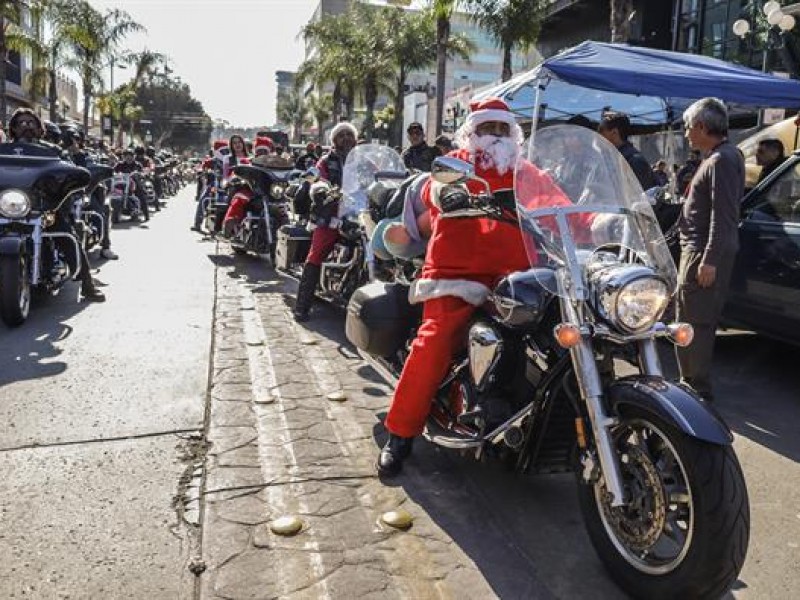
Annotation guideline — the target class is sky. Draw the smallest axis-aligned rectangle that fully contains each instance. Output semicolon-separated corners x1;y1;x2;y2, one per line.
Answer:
86;0;322;127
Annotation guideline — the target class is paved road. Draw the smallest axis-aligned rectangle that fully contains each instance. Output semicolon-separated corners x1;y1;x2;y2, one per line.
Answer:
1;188;798;599
0;189;212;599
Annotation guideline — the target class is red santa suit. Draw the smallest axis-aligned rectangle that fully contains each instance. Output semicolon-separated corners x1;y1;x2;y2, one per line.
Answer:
383;98;581;439
223;188;254;227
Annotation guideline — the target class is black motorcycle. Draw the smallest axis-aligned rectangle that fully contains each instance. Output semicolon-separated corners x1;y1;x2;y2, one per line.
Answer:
346;126;749;599
70;162;114;253
275;143;406;306
108;172;143;223
227;164;292;263
0;145;94;326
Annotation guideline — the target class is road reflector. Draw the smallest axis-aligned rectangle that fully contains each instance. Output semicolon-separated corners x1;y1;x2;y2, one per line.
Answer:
269;515;303;536
381;509;413;530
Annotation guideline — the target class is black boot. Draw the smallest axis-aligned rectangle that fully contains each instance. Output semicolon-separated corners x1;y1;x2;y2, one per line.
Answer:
377;434;413;477
294;263;320;322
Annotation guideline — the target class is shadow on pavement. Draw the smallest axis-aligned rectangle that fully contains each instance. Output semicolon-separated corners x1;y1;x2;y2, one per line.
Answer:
0;283;90;389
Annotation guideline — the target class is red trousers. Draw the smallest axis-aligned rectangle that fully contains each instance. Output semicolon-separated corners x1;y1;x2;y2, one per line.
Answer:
224;194;249;225
306;225;339;266
384;294;477;438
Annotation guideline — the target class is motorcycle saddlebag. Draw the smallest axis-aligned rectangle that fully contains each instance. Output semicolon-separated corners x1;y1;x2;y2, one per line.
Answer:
346;281;419;358
275;224;311;270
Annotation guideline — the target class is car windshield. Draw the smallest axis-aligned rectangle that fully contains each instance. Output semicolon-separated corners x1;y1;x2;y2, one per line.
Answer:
514;125;677;298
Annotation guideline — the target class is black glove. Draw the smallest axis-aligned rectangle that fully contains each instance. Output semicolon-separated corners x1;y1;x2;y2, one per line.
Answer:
439;186;470;213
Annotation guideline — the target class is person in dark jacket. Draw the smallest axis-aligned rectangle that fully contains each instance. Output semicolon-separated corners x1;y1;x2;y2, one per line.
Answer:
598;111;656;190
401;122;437;172
4;108;105;301
293;122;358;321
676;97;744;401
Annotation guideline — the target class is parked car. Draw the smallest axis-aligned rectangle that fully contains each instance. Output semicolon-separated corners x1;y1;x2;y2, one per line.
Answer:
723;150;800;344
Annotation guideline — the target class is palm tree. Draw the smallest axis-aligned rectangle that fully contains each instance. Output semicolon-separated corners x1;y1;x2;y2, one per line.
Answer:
68;1;143;131
113;49;168;146
465;0;543;82
1;0;48;126
298;12;359;123
306;92;332;143
349;3;396;140
385;6;472;146
276;88;310;143
430;0;459;136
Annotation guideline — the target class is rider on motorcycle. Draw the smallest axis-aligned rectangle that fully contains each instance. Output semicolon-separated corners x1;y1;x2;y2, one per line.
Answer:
221;177;254;238
114;148;151;222
61;126;118;261
377;98;591;476
4;108;105;302
292;122;358;322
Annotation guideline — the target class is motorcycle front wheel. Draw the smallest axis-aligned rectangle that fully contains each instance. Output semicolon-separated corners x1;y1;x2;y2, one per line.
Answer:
577;408;749;599
0;253;31;327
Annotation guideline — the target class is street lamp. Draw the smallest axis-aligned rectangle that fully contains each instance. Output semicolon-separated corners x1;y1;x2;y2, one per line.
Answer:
733;1;797;72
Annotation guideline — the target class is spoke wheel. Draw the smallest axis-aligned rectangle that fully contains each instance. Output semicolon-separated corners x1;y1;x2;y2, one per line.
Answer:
595;420;693;575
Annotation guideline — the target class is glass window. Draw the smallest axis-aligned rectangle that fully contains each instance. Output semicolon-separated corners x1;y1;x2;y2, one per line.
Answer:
752;162;800;224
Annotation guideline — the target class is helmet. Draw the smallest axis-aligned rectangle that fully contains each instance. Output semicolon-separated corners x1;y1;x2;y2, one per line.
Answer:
60;125;81;148
146;145;156;157
42;120;61;144
134;145;145;155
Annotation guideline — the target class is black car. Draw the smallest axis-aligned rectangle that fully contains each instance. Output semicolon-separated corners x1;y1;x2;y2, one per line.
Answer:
723;151;800;344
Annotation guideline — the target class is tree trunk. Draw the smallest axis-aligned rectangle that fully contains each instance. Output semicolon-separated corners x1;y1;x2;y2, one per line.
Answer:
48;68;57;123
502;44;513;82
392;68;406;149
363;78;376;141
83;91;91;132
435;15;450;136
610;0;633;43
0;19;8;128
332;82;341;123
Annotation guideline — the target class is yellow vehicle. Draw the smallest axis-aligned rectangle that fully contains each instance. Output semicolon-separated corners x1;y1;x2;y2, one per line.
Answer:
738;116;800;187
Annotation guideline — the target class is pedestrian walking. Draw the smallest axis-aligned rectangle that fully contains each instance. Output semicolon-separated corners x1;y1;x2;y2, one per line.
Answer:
598;111;656;190
675;97;744;401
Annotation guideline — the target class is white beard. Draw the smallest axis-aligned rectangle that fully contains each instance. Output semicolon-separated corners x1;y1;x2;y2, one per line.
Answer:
467;133;520;176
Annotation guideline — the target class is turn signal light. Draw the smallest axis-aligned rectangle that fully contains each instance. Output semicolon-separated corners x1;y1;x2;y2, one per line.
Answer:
668;323;694;347
554;323;582;348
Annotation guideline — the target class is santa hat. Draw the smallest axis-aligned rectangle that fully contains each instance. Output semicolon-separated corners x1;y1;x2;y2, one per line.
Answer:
329;121;358;145
454;96;523;149
253;136;274;153
463;97;516;130
212;140;229;151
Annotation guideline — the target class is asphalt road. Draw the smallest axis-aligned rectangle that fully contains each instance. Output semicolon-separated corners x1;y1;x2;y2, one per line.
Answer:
0;189;213;599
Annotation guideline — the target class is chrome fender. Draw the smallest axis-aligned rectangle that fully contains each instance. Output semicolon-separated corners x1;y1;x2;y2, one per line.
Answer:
607;376;732;445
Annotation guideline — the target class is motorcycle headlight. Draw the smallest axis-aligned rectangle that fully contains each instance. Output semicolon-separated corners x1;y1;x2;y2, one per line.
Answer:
593;265;670;333
0;189;32;218
269;183;285;199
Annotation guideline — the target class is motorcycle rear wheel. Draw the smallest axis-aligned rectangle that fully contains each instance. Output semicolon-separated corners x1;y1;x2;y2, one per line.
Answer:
0;254;31;327
577;409;749;599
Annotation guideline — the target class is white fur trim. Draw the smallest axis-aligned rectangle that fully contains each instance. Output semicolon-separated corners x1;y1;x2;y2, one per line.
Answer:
329;122;357;145
463;108;517;130
409;278;491;306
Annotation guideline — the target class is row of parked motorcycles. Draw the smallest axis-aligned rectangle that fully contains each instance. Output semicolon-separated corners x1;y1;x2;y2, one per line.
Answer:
0;143;188;327
109;160;186;223
212;126;748;599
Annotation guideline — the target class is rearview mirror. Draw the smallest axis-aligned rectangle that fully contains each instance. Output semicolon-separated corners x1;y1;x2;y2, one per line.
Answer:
431;156;474;184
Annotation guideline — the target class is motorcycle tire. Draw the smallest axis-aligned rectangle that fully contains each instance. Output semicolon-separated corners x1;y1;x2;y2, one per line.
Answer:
111;205;121;224
232;246;248;256
577;408;749;599
0;253;31;327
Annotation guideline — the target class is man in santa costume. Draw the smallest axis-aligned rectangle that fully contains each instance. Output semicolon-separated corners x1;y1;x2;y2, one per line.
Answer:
378;97;580;476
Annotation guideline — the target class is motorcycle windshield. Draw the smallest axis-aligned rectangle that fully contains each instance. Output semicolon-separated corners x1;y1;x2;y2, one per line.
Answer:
341;143;405;215
514;125;677;298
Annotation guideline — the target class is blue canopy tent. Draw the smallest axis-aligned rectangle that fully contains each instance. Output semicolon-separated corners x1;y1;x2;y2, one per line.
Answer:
473;41;800;128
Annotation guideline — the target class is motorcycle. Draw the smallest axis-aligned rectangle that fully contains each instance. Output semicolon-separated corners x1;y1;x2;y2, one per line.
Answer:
108;173;143;223
227;164;292;263
276;143;406;306
0;146;95;326
346;125;749;599
70;162;114;253
201;165;229;235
